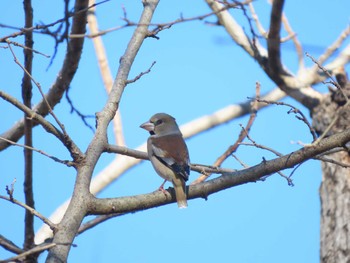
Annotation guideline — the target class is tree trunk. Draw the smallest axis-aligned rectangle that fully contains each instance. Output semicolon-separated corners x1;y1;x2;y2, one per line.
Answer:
320;152;350;263
313;71;350;263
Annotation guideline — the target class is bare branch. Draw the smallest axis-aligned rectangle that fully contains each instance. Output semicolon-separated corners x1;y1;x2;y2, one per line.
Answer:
0;0;89;152
0;136;75;167
314;25;350;71
192;82;260;184
281;12;304;70
126;61;156;84
248;2;267;37
267;0;284;80
65;87;95;133
87;0;125;146
205;0;260;57
255;98;318;141
22;1;36;252
106;144;236;175
0;90;83;160
78;214;123;235
239;142;282;157
6;41;71;137
72;1;253;39
306;53;345;94
0;0;108;42
35;88;286;244
316;155;350;168
46;1;161;261
0;234;24;255
1;243;57;263
90;127;350;214
239;135;294;186
0;195;57;231
6;179;16;201
206;0;323;109
5;40;50;57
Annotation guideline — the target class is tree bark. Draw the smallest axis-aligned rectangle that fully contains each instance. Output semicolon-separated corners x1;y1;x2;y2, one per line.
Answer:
313;71;350;263
320;152;350;263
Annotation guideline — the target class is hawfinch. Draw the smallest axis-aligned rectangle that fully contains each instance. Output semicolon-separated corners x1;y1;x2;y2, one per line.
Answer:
140;113;190;208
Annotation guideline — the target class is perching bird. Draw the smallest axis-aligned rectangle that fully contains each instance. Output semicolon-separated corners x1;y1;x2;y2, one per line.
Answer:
140;113;190;208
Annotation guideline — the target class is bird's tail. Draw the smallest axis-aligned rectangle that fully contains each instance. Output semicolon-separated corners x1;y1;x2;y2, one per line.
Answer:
172;177;188;208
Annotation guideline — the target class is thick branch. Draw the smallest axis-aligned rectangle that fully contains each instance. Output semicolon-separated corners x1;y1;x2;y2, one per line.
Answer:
205;0;323;109
267;0;284;80
46;1;160;262
90;128;350;214
22;0;35;257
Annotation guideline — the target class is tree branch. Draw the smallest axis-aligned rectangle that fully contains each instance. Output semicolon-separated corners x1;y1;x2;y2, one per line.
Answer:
0;90;83;160
205;0;323;109
0;195;57;231
0;0;89;152
0;235;24;255
1;243;57;263
89;127;350;214
267;0;284;79
22;0;35;256
192;82;261;184
35;88;285;244
87;0;126;146
0;136;75;167
46;1;160;261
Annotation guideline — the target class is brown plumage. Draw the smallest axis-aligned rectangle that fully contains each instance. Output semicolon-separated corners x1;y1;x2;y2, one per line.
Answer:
140;113;190;208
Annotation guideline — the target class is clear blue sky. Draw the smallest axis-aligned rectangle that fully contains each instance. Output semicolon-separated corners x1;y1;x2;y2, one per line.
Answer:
1;1;349;262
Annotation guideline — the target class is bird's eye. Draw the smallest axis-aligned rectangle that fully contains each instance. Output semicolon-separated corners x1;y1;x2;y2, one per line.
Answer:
154;119;163;126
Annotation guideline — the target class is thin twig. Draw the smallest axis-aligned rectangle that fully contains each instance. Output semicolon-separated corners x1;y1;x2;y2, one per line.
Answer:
106;144;236;175
5;178;16;201
0;243;56;263
65;87;95;133
0;0;110;42
255;98;318;141
313;25;350;71
78;213;123;235
72;0;253;39
0;234;24;255
126;61;156;84
306;53;350;144
239;140;293;185
0;136;75;167
0;90;83;159
192;82;260;184
280;11;304;70
315;156;350;168
6;40;50;57
239;142;283;157
248;2;267;37
6;40;70;136
231;154;249;168
306;52;344;93
0;195;57;231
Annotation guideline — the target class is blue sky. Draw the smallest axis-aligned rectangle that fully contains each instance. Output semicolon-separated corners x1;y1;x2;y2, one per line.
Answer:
1;0;349;262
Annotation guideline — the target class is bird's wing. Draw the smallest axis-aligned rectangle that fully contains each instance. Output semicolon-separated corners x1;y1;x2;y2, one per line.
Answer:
150;134;190;181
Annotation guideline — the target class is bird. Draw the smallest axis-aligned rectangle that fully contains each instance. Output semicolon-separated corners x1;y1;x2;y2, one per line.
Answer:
140;113;190;208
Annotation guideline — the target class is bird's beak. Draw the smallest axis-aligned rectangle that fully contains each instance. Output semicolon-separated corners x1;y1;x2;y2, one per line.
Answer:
140;121;155;132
